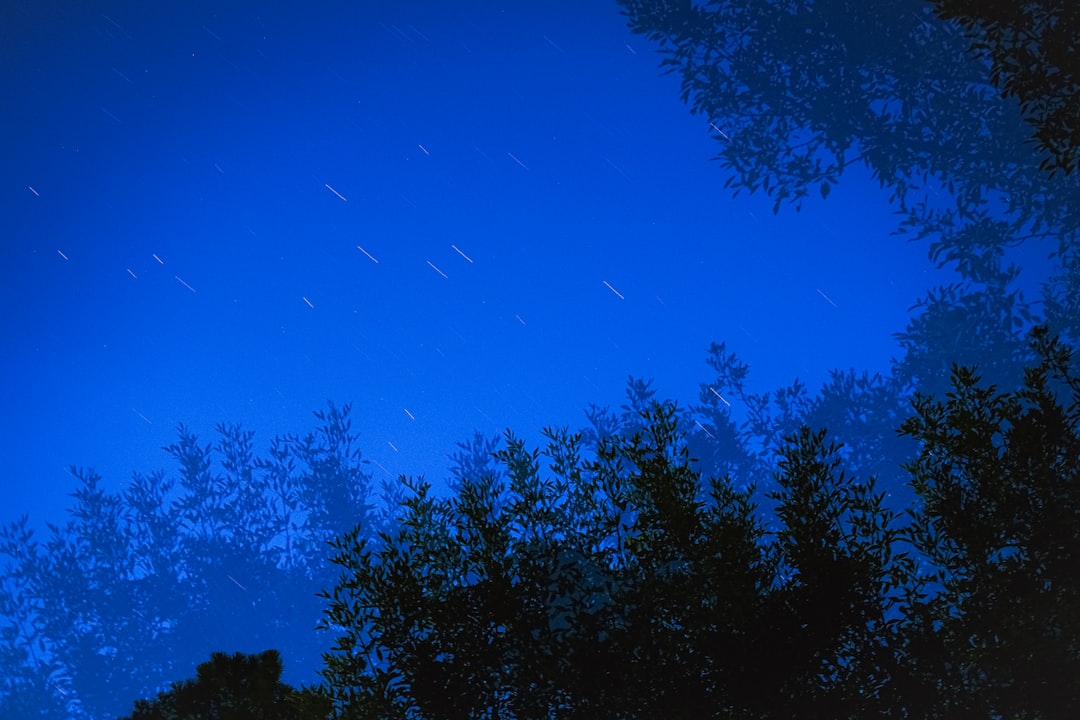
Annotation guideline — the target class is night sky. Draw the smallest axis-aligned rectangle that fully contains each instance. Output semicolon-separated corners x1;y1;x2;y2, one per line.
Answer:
2;0;972;531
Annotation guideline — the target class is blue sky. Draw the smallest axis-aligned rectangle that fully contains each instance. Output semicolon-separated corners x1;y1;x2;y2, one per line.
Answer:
1;1;962;530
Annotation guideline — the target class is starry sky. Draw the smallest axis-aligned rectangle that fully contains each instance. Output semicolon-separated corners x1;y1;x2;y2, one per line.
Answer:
2;0;967;530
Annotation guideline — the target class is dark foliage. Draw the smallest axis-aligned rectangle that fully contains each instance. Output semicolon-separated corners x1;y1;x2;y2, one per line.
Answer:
316;402;910;719
897;326;1080;718
118;649;331;720
929;0;1080;177
310;328;1079;719
618;0;1079;342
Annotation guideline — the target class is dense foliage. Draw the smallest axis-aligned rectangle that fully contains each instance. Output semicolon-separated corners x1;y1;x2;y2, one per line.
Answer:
32;327;1080;719
618;0;1079;342
317;409;902;719
311;328;1079;719
118;649;330;720
897;326;1080;717
928;0;1080;177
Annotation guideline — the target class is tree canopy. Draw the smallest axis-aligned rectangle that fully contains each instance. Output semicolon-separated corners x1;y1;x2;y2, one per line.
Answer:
618;0;1079;343
929;0;1080;177
0;403;392;720
23;326;1078;719
313;328;1080;719
118;649;331;720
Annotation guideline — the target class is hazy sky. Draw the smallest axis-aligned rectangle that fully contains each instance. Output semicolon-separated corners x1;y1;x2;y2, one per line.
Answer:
2;1;959;529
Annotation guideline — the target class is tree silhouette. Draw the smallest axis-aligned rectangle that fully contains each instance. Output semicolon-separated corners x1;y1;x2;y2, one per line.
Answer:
311;328;1079;719
5;330;1076;718
615;2;1077;558
118;649;331;720
0;402;382;720
898;326;1080;718
618;0;1079;336
929;0;1080;177
0;515;71;718
316;401;917;719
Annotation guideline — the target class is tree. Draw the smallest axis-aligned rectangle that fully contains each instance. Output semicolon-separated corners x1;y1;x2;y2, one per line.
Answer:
929;0;1080;177
898;326;1080;718
316;402;912;719
311;326;1080;718
0;516;71;719
118;649;331;720
617;0;1079;339
0;402;383;720
615;3;1079;564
